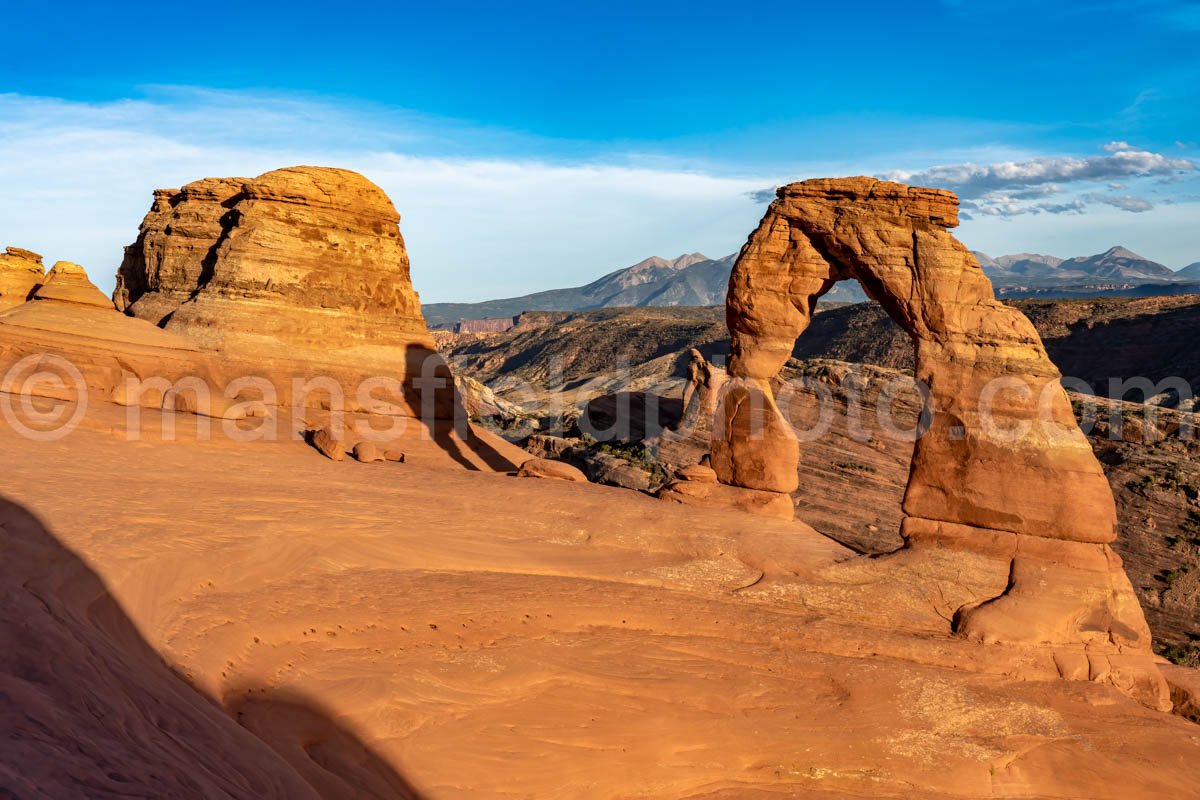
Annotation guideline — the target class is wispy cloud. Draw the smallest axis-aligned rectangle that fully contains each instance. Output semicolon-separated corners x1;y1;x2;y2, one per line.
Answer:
745;187;779;203
1083;193;1154;212
0;90;773;302
1;89;1198;299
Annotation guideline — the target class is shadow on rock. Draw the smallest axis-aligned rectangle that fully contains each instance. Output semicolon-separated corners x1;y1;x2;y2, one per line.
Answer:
0;494;421;799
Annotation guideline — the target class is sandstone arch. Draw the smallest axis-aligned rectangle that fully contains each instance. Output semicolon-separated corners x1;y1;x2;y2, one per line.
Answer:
713;178;1165;703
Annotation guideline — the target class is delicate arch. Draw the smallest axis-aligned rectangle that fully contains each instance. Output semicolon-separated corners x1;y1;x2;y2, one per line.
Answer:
715;177;1114;543
709;179;1168;707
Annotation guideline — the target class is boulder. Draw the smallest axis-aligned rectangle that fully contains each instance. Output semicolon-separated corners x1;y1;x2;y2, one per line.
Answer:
582;452;653;492
525;434;581;460
517;458;587;483
675;464;718;483
170;390;246;420
352;441;386;463
0;247;44;310
383;449;406;463
309;428;346;462
1163;664;1200;723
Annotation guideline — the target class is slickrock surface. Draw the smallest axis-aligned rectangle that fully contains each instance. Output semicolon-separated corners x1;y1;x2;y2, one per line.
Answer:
0;262;215;410
712;177;1164;705
1;413;1196;798
0;247;44;310
115;166;445;417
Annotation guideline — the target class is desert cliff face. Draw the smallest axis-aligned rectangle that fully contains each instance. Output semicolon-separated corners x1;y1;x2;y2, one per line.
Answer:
0;172;1197;798
113;166;444;417
1;167;458;422
117;166;428;350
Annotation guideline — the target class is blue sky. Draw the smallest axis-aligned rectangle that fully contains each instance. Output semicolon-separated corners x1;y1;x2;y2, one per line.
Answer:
1;1;1198;301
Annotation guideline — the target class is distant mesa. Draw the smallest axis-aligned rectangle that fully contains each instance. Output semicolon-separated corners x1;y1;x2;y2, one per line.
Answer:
454;316;519;334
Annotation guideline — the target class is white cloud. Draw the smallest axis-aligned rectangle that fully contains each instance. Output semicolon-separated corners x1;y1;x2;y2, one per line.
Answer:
886;140;1197;222
882;146;1194;199
1;89;1198;300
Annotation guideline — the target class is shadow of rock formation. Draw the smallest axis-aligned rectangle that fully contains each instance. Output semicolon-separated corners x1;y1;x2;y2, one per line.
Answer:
0;495;421;799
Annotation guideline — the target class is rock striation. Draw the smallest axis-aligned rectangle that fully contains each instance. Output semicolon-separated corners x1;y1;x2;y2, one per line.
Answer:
34;262;114;308
0;247;45;311
0;261;215;412
115;166;449;417
711;177;1167;707
517;457;588;482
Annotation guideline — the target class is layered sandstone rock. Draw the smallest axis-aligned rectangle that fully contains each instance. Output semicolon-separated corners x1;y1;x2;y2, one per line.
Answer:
0;247;44;310
517;457;588;482
0;262;217;411
310;428;346;462
675;464;717;483
115;167;448;417
659;478;794;520
711;177;1166;707
113;178;247;323
35;262;113;308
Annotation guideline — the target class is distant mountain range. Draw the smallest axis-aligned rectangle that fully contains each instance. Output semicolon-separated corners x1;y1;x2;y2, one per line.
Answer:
975;246;1175;286
1176;261;1200;279
423;253;731;327
424;245;1198;328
